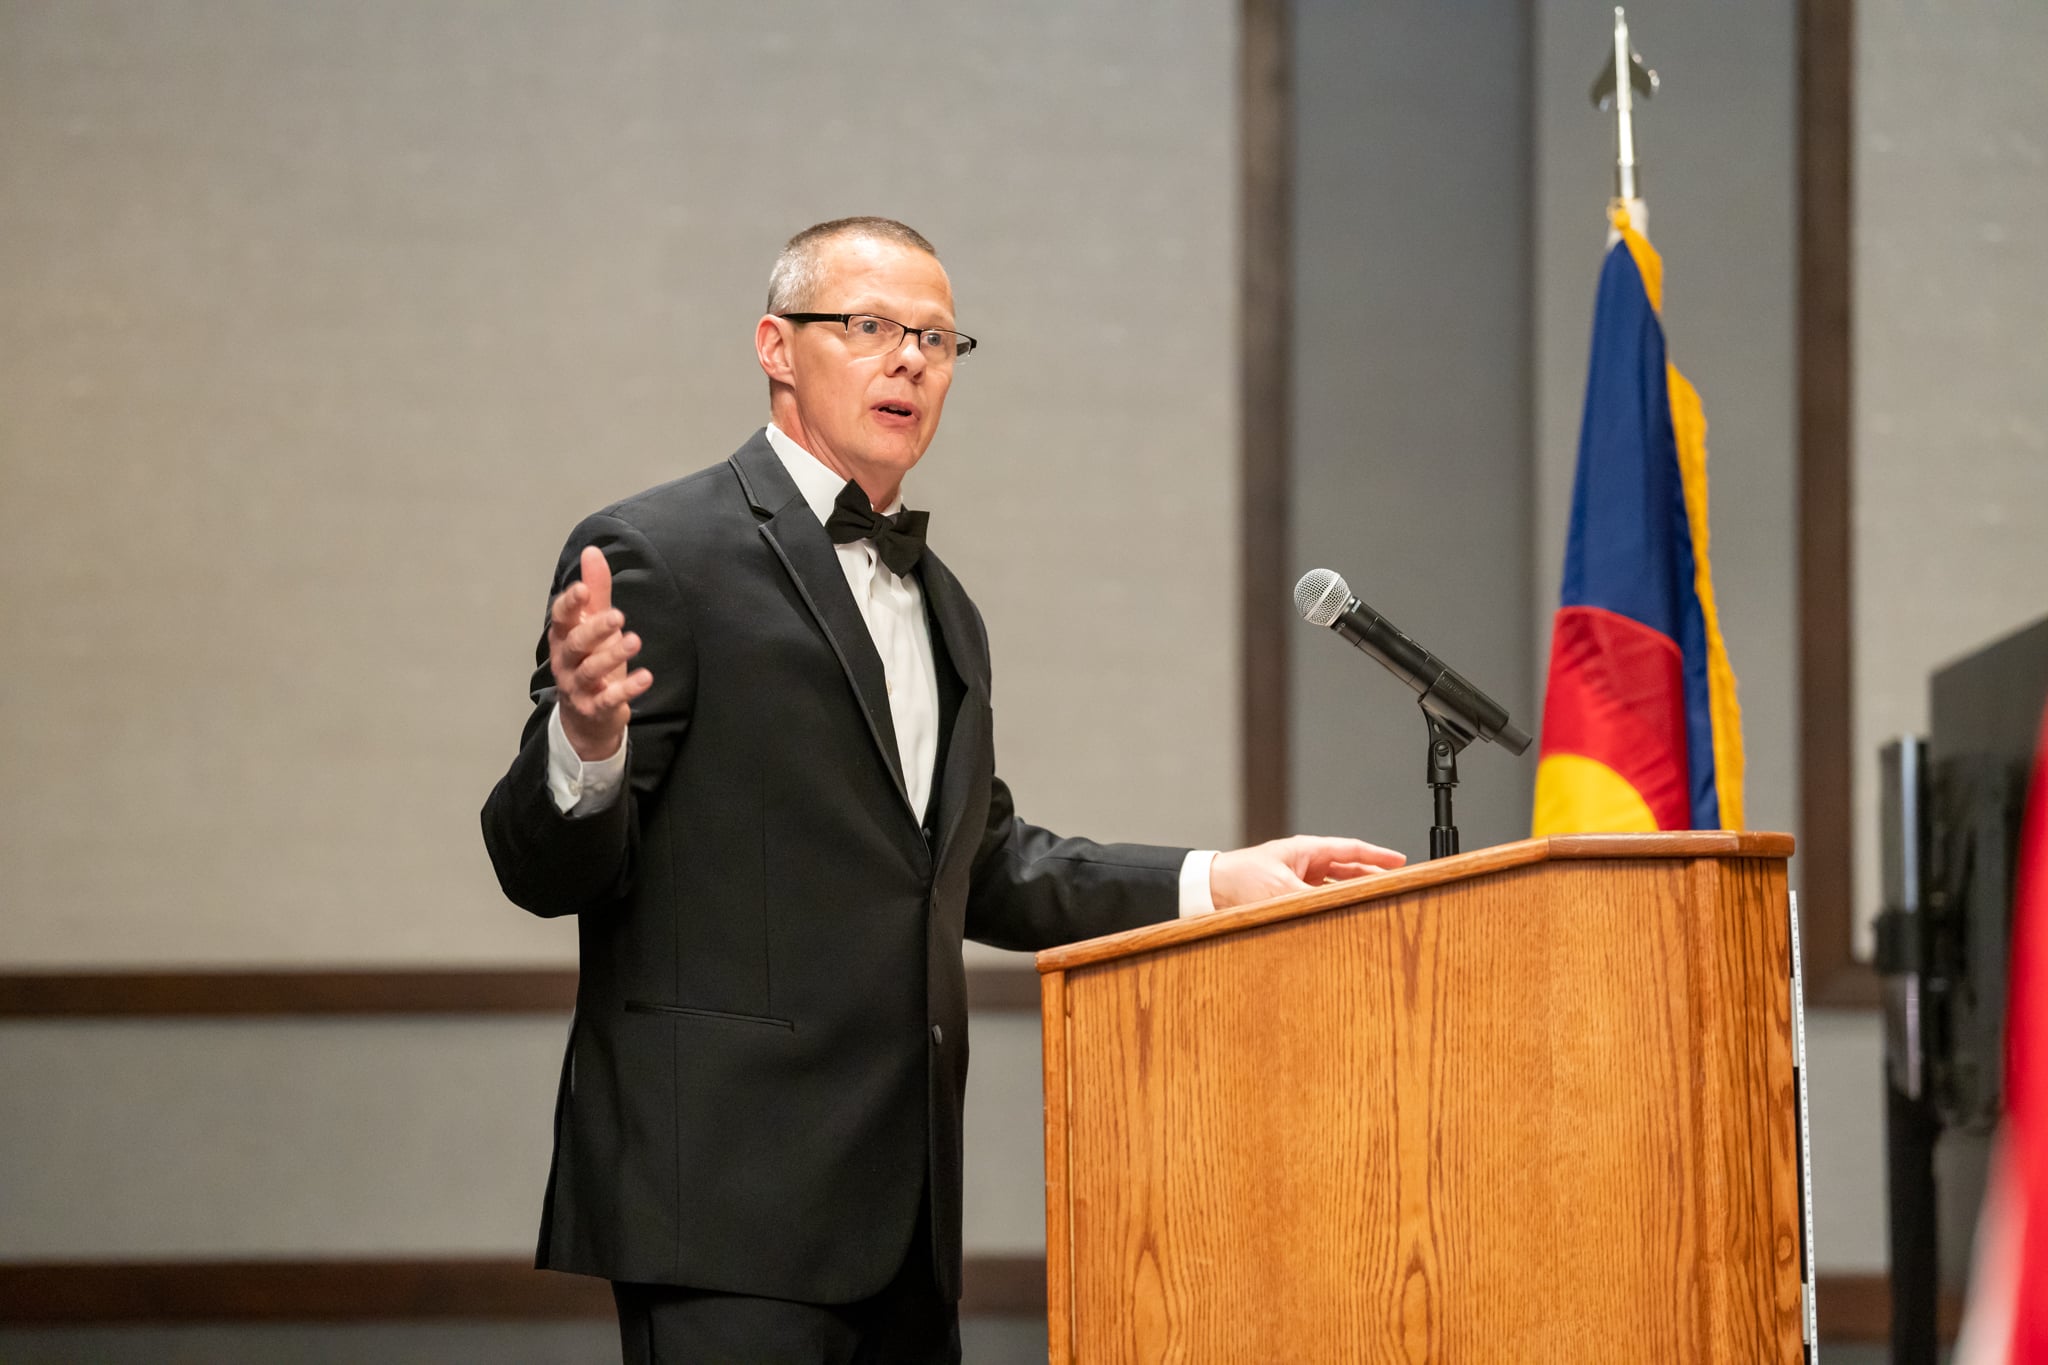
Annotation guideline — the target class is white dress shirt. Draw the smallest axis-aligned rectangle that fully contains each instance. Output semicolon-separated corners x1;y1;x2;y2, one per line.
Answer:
545;424;1217;915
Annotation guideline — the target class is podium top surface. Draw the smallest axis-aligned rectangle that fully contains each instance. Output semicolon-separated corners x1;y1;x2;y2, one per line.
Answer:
1035;830;1794;974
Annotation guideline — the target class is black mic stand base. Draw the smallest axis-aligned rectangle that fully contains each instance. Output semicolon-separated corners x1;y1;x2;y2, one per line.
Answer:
1423;709;1472;861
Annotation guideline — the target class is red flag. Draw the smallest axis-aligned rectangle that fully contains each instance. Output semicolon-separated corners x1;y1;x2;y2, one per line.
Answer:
1956;699;2048;1363
2012;703;2048;1359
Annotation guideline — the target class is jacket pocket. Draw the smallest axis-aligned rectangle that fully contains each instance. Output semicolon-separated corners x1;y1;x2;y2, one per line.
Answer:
623;999;794;1031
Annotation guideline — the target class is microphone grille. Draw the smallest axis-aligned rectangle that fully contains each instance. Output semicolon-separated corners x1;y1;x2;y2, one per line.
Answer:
1293;568;1351;627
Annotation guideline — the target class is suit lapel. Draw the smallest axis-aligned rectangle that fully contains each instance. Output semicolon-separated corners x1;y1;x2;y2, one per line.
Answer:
918;548;990;873
730;434;912;816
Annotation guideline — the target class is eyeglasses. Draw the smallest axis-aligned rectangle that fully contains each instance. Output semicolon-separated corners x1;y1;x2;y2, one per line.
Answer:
777;312;978;364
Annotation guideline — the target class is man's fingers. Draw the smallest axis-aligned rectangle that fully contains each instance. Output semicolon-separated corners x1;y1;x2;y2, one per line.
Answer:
560;667;651;729
1297;836;1406;870
1321;861;1390;883
591;668;654;711
580;545;614;615
548;580;587;631
1327;837;1406;868
554;612;623;678
573;632;641;688
560;610;625;664
1278;836;1407;889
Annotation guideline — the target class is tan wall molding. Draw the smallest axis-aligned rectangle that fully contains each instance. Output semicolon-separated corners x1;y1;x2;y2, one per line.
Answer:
0;966;1041;1017
0;1260;1941;1340
1797;0;1874;1008
0;1256;1046;1323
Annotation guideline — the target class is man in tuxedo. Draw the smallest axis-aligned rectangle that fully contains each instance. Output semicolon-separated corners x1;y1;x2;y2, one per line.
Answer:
481;216;1402;1363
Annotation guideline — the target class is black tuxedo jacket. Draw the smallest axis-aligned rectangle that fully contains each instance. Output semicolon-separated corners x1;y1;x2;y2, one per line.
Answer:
480;431;1185;1304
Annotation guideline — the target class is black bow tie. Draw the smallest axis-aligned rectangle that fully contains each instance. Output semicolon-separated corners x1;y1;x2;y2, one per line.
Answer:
823;481;929;576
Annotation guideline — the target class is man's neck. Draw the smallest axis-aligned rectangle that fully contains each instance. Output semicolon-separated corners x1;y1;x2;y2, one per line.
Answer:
765;422;904;519
765;405;902;511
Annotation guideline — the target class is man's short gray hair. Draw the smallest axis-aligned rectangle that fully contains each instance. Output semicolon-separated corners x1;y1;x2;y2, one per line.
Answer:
766;217;939;315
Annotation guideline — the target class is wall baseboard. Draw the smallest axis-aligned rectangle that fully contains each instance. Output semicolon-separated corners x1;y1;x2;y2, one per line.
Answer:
0;966;1042;1017
1813;1272;1962;1346
0;1256;1047;1324
0;1259;1946;1340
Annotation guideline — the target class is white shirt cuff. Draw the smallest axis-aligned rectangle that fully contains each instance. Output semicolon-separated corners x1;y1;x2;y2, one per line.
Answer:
545;703;627;816
1177;849;1218;917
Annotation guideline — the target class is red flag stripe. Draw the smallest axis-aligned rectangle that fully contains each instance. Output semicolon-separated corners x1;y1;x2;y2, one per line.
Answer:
1536;606;1692;830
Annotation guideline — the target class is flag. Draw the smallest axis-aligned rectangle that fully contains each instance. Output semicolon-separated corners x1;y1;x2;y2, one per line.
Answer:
1532;205;1744;835
1953;700;2048;1364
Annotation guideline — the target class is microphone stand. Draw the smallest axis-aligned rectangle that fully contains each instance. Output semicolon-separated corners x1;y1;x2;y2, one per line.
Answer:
1423;708;1474;860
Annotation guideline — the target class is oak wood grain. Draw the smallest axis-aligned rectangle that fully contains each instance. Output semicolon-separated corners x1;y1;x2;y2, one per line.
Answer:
1042;968;1075;1365
1035;832;1794;973
1045;851;1802;1362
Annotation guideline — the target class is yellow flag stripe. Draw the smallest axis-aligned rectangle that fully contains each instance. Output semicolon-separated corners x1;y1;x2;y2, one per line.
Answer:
1666;362;1747;829
1533;753;1661;835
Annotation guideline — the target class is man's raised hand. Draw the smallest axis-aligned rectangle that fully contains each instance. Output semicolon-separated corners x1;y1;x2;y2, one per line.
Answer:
549;545;655;761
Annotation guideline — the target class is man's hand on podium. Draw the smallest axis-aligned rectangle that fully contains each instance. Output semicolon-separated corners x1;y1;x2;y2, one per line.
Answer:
550;545;656;762
1207;836;1406;912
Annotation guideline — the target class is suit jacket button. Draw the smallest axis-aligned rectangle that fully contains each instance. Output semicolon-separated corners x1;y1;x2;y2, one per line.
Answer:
930;1023;944;1046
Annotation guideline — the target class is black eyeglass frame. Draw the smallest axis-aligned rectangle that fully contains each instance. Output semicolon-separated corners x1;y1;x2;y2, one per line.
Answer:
776;312;979;360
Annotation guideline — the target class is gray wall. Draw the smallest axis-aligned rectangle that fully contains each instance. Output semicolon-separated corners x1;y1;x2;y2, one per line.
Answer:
1289;0;1534;854
0;0;1236;1329
1851;0;2048;951
1850;0;2048;1288
0;1011;1046;1259
0;0;1237;971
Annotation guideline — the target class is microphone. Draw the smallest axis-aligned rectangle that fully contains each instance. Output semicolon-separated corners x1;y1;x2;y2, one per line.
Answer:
1294;568;1532;755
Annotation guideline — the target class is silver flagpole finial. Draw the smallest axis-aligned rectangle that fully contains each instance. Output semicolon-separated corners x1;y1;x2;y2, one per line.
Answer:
1589;6;1659;203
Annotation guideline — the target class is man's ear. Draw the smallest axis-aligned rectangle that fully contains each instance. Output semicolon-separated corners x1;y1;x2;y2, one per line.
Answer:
756;315;796;384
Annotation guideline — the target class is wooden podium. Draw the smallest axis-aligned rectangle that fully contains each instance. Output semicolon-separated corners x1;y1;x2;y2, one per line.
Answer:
1036;832;1805;1363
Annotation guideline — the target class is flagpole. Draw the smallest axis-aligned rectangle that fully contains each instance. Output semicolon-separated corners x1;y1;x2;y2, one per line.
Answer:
1592;7;1658;240
1611;9;1638;201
